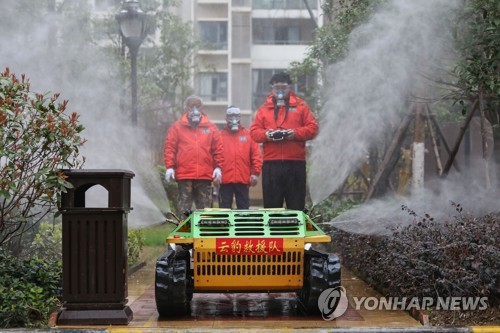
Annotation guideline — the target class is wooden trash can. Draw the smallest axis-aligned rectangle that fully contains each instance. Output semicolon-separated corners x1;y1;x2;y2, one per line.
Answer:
57;169;134;325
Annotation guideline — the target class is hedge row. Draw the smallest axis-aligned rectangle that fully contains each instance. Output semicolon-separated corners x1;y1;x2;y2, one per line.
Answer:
330;212;500;305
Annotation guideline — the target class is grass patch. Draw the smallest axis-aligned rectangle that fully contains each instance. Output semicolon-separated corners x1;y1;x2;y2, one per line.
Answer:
141;222;176;246
140;246;167;264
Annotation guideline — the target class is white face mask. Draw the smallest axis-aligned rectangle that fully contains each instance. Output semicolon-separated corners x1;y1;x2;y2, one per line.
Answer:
272;83;290;106
226;107;241;131
274;90;286;106
188;107;201;124
227;116;240;131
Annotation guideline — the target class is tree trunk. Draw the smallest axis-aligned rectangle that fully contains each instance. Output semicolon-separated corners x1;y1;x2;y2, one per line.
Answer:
365;111;413;201
441;100;479;176
478;90;491;190
412;102;425;194
425;106;443;176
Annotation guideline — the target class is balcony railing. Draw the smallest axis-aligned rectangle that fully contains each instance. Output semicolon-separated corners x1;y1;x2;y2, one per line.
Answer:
253;0;317;10
252;39;309;45
199;41;228;51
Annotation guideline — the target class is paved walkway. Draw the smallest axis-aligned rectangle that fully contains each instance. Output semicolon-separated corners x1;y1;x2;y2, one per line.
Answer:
124;257;420;330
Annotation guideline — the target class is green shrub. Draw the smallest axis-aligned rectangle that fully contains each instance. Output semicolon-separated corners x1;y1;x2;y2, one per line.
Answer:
128;228;145;266
29;221;62;261
0;252;61;328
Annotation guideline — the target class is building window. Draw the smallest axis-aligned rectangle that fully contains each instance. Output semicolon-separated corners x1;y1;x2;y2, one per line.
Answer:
275;26;300;44
198;73;228;102
253;0;317;10
253;19;315;45
198;21;228;50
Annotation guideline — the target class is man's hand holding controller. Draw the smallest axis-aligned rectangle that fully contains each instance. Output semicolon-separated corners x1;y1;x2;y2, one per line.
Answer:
266;129;294;141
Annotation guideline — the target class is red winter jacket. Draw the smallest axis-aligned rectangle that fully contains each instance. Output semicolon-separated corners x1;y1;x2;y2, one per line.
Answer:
250;92;318;161
164;113;224;181
220;126;263;185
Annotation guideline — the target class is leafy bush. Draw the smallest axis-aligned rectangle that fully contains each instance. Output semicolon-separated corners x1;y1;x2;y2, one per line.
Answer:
0;252;62;328
29;221;62;261
332;207;500;305
0;67;86;249
128;228;145;266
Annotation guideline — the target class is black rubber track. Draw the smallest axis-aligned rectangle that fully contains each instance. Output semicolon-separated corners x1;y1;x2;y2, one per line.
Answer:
298;250;341;314
155;249;190;317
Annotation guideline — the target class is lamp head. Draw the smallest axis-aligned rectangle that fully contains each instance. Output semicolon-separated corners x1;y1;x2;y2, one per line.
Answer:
117;0;148;50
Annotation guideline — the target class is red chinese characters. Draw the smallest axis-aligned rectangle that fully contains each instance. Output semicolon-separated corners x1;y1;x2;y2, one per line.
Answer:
215;238;284;255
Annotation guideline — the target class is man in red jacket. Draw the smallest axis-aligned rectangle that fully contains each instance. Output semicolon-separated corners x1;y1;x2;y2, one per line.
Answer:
219;106;263;209
250;72;318;210
164;95;224;213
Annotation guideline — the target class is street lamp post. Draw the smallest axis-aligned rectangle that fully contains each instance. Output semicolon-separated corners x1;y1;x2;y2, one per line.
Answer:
117;0;148;126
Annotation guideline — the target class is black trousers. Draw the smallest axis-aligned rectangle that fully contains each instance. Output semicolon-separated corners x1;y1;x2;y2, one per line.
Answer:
261;160;306;210
219;183;250;209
